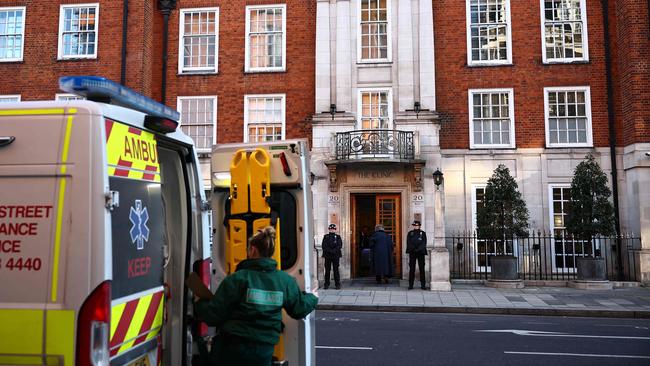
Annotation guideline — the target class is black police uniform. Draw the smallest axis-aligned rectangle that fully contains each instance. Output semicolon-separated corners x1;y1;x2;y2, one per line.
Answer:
321;230;342;289
406;226;428;289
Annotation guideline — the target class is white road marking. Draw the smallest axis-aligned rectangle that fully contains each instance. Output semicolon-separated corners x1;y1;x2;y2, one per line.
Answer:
475;329;650;340
505;351;650;359
452;320;486;323
316;346;373;350
595;324;649;330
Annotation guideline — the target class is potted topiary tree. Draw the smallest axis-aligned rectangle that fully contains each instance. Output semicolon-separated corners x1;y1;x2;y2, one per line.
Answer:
565;154;616;284
477;165;529;287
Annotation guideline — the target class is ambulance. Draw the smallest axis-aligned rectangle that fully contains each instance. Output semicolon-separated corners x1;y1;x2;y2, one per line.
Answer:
210;140;317;366
0;76;211;366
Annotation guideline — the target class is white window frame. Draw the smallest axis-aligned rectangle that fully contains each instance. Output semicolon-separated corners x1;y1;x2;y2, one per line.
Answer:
468;88;515;149
0;94;20;102
357;88;393;130
540;0;589;64
178;7;219;74
466;0;512;66
57;3;100;60
0;6;26;62
177;96;218;153
544;86;592;148
356;0;392;63
472;184;518;272
244;4;287;73
243;94;286;142
548;184;590;273
55;93;85;101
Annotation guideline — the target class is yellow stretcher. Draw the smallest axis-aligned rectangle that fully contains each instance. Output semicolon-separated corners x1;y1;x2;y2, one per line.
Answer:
225;148;285;362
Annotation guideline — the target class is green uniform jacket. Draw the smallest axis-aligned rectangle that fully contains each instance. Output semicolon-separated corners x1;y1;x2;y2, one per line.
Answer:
194;258;318;345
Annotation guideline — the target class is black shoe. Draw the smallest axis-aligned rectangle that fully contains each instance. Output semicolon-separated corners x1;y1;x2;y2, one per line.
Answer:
335;285;341;290
421;286;430;290
324;285;329;290
408;286;414;290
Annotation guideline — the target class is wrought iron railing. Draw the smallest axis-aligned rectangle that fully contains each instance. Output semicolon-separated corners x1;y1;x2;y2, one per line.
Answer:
335;129;415;160
447;231;641;282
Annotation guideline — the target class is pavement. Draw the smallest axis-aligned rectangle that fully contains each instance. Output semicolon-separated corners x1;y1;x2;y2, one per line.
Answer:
316;278;650;318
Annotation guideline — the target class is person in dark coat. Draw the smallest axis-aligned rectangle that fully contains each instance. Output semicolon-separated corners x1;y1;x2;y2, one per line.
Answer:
370;224;393;284
321;223;342;289
406;220;428;290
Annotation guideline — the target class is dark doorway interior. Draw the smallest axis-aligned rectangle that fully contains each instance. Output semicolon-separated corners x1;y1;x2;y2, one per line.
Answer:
352;195;375;278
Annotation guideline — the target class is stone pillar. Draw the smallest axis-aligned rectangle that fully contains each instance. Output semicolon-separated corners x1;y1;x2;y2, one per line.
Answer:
624;144;650;284
397;0;414;111
430;176;451;291
418;0;436;110
335;1;352;112
315;0;331;112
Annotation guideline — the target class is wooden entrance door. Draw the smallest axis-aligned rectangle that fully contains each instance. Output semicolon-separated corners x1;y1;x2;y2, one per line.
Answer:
376;194;401;276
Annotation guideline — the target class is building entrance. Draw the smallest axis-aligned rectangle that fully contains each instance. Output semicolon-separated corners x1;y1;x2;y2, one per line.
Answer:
351;193;402;278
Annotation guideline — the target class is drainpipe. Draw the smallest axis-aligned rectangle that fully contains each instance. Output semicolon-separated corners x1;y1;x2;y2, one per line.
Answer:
601;0;623;279
158;1;177;104
120;0;129;85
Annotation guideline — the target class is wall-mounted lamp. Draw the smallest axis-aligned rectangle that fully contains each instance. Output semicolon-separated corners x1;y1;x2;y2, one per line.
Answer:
329;104;337;120
414;101;421;119
432;168;444;190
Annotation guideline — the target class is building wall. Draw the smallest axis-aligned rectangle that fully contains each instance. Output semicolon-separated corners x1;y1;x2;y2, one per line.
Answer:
164;0;315;144
434;0;610;150
0;0;126;99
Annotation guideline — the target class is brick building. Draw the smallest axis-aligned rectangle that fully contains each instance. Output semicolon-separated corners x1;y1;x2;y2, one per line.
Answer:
0;0;648;285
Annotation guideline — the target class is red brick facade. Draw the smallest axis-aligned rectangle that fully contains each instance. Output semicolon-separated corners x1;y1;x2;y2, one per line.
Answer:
434;0;611;149
0;0;645;148
0;0;315;144
613;0;650;145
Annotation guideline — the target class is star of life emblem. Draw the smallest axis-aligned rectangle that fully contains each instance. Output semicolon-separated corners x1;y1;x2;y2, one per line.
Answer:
129;199;150;250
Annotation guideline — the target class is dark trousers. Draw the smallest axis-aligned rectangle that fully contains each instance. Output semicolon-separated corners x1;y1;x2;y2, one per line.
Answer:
408;253;426;288
210;332;274;366
324;257;340;288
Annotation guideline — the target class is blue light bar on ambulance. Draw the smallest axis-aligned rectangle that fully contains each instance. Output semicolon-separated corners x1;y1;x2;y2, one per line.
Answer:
59;76;181;123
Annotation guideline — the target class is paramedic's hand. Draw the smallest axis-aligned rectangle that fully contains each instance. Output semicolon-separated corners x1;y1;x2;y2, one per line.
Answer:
310;289;319;299
186;272;214;300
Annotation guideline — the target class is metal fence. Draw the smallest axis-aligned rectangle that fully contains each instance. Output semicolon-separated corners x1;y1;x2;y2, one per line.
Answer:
447;231;641;281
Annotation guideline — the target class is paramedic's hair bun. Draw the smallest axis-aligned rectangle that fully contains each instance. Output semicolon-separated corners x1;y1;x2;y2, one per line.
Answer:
249;226;276;258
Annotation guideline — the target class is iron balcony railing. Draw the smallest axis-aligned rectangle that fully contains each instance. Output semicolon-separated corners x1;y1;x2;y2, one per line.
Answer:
335;129;415;161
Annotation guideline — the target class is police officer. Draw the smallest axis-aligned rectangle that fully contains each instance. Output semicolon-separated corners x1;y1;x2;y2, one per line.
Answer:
406;220;428;290
322;223;342;289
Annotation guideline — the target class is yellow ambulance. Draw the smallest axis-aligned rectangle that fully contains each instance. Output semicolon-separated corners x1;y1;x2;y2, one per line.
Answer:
0;76;211;366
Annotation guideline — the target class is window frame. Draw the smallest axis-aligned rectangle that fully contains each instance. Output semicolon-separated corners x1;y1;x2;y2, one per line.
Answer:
468;88;516;149
548;183;586;273
57;3;100;60
176;95;218;153
244;4;287;73
0;94;20;102
178;7;219;74
544;86;592;148
357;88;393;130
539;0;589;64
357;0;392;63
465;0;513;66
0;6;26;62
243;94;286;143
472;184;517;271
